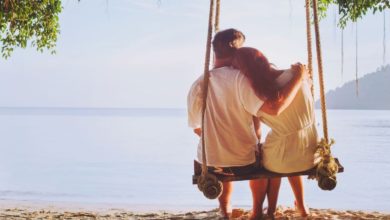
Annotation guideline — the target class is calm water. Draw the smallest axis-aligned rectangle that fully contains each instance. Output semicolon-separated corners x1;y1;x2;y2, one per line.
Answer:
0;108;389;212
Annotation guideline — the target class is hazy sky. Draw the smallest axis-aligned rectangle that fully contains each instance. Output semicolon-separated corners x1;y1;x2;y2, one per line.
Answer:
0;0;388;108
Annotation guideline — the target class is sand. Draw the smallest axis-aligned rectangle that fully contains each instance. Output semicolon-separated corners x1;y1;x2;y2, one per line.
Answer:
1;206;390;220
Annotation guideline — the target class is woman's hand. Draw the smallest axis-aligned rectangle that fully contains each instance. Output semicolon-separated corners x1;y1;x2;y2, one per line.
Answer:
260;63;307;116
291;63;308;80
194;128;202;137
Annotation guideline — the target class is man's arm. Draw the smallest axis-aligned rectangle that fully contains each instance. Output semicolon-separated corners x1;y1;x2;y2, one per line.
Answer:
253;116;261;140
260;63;306;116
187;75;204;135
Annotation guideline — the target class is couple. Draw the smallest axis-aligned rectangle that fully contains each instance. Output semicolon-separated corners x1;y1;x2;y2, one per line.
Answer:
187;28;318;219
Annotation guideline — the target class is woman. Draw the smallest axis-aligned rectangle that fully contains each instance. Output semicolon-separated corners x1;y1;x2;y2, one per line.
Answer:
232;47;318;218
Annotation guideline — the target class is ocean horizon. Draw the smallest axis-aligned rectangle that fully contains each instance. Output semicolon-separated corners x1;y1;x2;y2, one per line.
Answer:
0;107;187;117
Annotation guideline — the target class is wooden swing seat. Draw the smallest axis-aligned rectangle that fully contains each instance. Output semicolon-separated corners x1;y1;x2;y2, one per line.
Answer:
192;159;344;184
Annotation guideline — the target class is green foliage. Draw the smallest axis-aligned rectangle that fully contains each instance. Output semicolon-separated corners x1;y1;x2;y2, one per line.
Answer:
318;0;390;28
317;0;334;19
337;0;390;27
0;0;62;58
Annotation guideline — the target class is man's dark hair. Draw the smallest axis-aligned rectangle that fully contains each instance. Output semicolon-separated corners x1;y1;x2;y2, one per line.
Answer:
212;28;246;59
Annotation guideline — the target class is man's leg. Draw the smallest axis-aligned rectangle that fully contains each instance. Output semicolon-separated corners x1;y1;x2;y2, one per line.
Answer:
218;181;233;217
288;175;309;217
266;177;282;217
249;178;268;219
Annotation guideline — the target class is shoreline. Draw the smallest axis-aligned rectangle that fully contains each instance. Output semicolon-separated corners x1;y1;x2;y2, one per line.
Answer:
0;201;389;219
0;200;217;212
1;207;390;220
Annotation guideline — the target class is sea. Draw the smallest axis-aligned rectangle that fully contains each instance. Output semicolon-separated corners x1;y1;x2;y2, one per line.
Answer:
0;108;389;212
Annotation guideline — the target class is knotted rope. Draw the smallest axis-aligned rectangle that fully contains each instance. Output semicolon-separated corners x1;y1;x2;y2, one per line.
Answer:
200;0;215;177
312;0;338;190
198;0;223;200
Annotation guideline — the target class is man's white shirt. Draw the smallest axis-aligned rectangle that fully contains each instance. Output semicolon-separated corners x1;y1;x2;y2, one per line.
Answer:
187;66;264;167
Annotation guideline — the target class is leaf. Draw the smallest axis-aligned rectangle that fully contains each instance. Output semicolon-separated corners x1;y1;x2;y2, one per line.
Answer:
0;0;62;58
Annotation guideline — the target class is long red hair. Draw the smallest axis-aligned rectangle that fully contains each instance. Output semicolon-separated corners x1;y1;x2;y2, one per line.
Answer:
232;47;283;101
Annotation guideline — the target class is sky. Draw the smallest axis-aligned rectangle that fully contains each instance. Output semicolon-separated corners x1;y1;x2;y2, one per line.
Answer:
0;0;388;108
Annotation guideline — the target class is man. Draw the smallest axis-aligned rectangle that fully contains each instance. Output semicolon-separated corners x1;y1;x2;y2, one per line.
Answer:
187;28;305;219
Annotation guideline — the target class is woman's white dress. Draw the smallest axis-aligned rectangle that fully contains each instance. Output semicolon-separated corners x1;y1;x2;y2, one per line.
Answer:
258;71;319;173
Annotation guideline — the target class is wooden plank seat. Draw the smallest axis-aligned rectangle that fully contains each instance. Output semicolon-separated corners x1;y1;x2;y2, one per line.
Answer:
192;158;344;184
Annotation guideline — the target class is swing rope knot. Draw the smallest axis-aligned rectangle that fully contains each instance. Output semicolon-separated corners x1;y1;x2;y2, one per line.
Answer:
313;138;339;190
197;173;223;199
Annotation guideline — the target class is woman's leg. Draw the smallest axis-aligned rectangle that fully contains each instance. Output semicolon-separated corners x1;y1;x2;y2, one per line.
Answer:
266;177;282;217
249;178;268;219
218;181;233;217
287;175;309;217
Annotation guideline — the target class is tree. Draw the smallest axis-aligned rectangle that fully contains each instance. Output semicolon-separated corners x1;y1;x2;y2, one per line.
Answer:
318;0;390;28
0;0;61;58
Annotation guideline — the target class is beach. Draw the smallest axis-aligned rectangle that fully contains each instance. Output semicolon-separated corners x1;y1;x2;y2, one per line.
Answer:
1;205;390;219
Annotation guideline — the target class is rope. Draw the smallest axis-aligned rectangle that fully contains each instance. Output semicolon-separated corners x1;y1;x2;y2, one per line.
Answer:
355;22;359;96
312;1;339;191
200;0;215;176
305;0;314;98
341;28;344;80
384;11;387;65
312;0;329;143
214;0;220;33
211;0;220;64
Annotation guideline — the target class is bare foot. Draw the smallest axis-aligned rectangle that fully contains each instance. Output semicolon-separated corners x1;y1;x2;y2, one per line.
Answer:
265;207;275;219
218;204;232;219
231;209;245;219
250;213;276;220
249;212;263;220
294;200;310;217
266;213;275;219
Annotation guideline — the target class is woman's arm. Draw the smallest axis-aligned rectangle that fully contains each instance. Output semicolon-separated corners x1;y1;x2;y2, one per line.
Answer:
260;63;307;116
